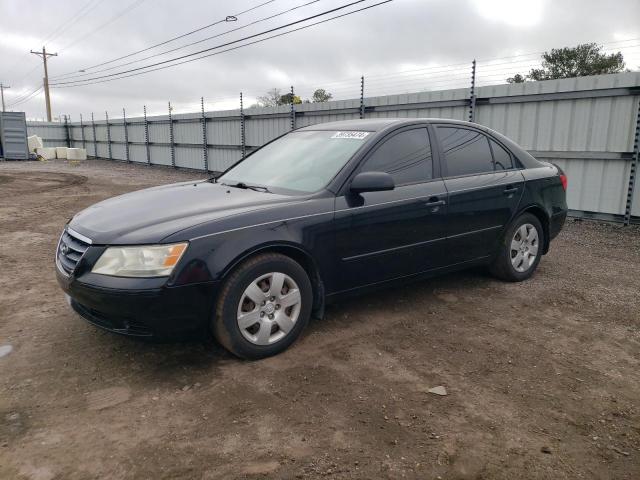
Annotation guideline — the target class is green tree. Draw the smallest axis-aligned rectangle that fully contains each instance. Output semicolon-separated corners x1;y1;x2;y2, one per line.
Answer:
507;43;626;83
506;73;526;84
311;88;332;102
279;92;302;105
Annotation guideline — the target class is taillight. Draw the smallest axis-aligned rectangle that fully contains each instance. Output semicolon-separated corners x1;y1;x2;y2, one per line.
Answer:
560;174;568;191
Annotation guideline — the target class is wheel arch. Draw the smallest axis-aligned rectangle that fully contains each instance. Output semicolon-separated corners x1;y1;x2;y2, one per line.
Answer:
517;204;551;254
220;242;326;318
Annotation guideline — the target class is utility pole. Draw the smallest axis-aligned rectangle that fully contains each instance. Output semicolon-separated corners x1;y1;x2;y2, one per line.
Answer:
30;46;57;121
0;83;10;112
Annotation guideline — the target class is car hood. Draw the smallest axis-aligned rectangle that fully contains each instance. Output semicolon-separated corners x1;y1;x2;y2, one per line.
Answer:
68;180;297;244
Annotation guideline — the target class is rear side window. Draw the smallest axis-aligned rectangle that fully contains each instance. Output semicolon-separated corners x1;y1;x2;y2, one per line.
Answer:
360;128;433;185
489;139;513;170
436;127;493;177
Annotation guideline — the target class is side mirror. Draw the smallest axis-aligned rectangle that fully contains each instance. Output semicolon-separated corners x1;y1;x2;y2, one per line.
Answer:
350;171;395;194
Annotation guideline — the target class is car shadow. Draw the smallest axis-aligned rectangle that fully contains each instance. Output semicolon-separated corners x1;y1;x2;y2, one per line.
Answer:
72;266;492;374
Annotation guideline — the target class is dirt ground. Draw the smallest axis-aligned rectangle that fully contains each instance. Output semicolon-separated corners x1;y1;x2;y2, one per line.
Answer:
1;159;639;480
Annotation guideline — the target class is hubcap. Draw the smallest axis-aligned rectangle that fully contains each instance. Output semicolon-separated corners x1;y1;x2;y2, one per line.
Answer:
510;223;539;273
236;272;301;345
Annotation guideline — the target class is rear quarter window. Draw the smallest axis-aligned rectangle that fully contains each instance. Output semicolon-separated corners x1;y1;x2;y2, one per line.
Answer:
489;139;514;170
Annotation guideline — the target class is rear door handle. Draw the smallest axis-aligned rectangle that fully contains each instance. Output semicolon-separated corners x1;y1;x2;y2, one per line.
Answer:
503;185;519;195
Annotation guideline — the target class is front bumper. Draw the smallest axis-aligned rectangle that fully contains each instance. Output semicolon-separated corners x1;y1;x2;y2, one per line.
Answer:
57;267;220;339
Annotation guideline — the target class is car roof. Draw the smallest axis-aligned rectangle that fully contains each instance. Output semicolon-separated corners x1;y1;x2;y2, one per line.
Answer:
297;118;474;132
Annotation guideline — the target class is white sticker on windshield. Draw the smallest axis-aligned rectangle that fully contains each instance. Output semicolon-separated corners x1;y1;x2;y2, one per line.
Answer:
331;131;370;140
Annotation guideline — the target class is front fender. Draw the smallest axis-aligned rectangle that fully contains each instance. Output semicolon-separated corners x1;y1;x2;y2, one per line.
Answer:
169;197;337;290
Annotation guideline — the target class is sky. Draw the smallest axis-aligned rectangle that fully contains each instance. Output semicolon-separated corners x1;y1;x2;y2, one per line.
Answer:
1;0;639;120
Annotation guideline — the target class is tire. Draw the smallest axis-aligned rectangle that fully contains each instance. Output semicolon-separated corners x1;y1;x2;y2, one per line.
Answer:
489;213;544;282
213;253;313;359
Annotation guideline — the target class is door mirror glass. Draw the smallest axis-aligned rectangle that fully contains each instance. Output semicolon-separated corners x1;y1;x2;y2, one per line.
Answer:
350;171;395;193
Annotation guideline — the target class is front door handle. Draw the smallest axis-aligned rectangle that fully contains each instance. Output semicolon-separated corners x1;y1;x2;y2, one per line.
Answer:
425;197;446;211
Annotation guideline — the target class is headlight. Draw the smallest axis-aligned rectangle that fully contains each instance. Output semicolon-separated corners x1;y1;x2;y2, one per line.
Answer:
91;243;188;277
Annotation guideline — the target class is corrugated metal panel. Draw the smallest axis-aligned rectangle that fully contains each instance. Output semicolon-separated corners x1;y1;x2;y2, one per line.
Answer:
207;118;240;145
175;145;205;170
208;147;242;172
1;112;29;159
127;123;146;143
129;144;147;163
544;157;629;215
109;123;126;142
632;180;640;217
150;144;171;165
174;119;201;144
111;143;126;161
246;116;289;146
147;122;170;144
96;142;108;158
26;121;67;147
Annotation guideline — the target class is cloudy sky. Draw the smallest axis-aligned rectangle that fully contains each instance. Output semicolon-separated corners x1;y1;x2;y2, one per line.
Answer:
1;0;639;120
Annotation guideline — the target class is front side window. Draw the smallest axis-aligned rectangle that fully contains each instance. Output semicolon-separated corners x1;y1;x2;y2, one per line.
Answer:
436;127;493;177
360;128;432;185
218;130;370;194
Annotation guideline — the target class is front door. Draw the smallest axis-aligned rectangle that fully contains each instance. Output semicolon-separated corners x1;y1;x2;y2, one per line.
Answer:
332;127;448;293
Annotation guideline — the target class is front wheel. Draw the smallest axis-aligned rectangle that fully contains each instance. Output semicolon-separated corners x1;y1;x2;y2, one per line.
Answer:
489;213;544;282
213;253;313;359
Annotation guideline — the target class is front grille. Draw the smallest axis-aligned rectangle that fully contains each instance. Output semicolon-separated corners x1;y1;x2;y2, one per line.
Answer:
57;228;91;275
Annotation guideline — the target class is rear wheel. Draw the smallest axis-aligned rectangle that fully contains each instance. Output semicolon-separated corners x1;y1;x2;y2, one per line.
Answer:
213;253;313;359
489;213;544;282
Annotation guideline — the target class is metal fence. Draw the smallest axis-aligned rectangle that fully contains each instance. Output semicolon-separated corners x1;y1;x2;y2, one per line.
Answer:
26;71;640;224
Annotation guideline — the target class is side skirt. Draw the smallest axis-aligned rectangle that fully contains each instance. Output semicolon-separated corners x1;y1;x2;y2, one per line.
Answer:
324;256;491;305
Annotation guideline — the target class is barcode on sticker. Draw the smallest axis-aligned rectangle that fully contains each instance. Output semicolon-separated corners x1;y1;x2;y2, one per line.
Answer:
331;131;370;139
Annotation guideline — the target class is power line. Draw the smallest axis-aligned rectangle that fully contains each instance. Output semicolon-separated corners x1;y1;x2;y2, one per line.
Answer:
8;89;43;109
5;85;42;105
52;0;395;89
64;0;323;81
50;0;378;87
7;86;43;108
40;0;106;46
58;0;148;52
51;0;277;79
52;0;320;82
43;9;639;95
7;0;105;85
272;37;640;95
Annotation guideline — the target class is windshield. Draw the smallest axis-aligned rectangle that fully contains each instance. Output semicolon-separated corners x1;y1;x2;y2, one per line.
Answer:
218;130;370;194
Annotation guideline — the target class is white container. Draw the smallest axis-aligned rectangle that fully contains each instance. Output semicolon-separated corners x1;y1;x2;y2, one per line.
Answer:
55;146;68;159
67;148;87;161
27;135;43;153
35;147;56;160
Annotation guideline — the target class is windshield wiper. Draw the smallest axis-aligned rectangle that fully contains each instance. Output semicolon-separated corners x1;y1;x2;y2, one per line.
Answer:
222;182;270;193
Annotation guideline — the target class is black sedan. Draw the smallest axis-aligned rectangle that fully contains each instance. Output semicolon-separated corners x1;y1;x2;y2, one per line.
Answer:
56;118;567;359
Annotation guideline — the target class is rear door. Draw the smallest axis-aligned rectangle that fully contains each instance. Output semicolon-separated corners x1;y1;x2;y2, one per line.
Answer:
434;125;524;264
332;126;448;292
